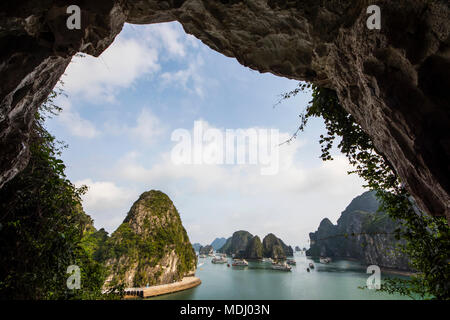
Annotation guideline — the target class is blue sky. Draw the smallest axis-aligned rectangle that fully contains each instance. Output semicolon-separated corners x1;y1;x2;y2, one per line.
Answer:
46;22;366;248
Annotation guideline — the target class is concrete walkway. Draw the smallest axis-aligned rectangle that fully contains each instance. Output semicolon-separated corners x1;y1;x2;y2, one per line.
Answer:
124;276;201;299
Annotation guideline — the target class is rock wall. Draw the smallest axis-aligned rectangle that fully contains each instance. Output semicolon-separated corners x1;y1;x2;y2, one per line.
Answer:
1;1;449;222
306;191;411;271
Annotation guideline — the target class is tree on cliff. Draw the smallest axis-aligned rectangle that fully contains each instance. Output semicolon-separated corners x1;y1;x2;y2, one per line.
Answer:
278;84;449;299
0;87;112;299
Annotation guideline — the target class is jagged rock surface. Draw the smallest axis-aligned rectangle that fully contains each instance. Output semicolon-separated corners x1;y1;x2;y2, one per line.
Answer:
1;1;449;222
306;191;411;271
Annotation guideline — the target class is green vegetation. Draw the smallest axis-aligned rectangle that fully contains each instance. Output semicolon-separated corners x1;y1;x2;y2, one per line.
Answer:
0;88;112;299
262;233;293;259
0;84;197;298
218;230;253;256
306;191;408;269
280;84;450;299
101;190;197;288
245;236;264;259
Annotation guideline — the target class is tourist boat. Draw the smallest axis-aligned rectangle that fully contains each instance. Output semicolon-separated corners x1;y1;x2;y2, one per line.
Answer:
271;262;292;271
320;257;331;264
286;259;296;266
232;259;249;267
211;256;228;264
309;262;315;269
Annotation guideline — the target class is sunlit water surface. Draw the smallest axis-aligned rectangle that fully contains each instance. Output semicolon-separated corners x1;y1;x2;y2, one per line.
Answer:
150;253;412;300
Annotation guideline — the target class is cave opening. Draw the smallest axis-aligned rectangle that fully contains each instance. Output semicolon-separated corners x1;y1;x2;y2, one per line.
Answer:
46;21;367;248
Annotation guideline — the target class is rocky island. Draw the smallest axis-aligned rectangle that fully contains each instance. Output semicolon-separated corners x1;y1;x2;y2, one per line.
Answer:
199;245;214;256
306;191;411;271
218;231;293;260
192;243;203;252
210;237;227;251
83;190;199;295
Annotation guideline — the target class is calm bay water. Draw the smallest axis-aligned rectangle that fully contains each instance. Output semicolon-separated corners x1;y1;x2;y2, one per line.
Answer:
150;253;412;300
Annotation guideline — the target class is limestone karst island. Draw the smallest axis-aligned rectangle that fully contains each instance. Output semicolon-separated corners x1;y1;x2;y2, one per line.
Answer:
0;0;448;308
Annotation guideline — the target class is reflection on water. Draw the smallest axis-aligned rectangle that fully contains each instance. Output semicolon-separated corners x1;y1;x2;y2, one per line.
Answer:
149;253;412;300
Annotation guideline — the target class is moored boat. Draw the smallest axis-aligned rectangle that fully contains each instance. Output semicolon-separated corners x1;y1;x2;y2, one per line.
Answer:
286;259;296;266
232;259;249;267
211;256;228;264
320;257;331;264
271;262;292;271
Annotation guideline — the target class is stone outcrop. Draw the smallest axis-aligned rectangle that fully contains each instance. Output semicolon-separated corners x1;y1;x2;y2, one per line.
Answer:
219;230;292;259
199;244;213;255
262;233;294;259
217;230;253;256
1;1;449;223
192;243;202;251
306;191;411;271
102;190;197;289
244;236;264;259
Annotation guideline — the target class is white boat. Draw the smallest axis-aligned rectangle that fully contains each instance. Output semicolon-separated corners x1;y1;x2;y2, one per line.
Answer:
198;254;207;258
286;259;296;266
211;256;228;264
320;257;331;264
271;262;292;271
232;259;249;266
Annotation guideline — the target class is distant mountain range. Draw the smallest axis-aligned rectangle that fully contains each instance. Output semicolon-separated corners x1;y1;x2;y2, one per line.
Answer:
192;238;227;252
192;243;202;251
306;191;410;271
217;230;293;259
210;237;227;250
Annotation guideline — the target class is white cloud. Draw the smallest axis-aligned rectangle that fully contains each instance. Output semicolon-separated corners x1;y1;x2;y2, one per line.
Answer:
75;179;139;231
144;23;187;57
112;120;366;244
63;37;160;102
161;55;205;97
56;96;99;138
129;108;165;143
